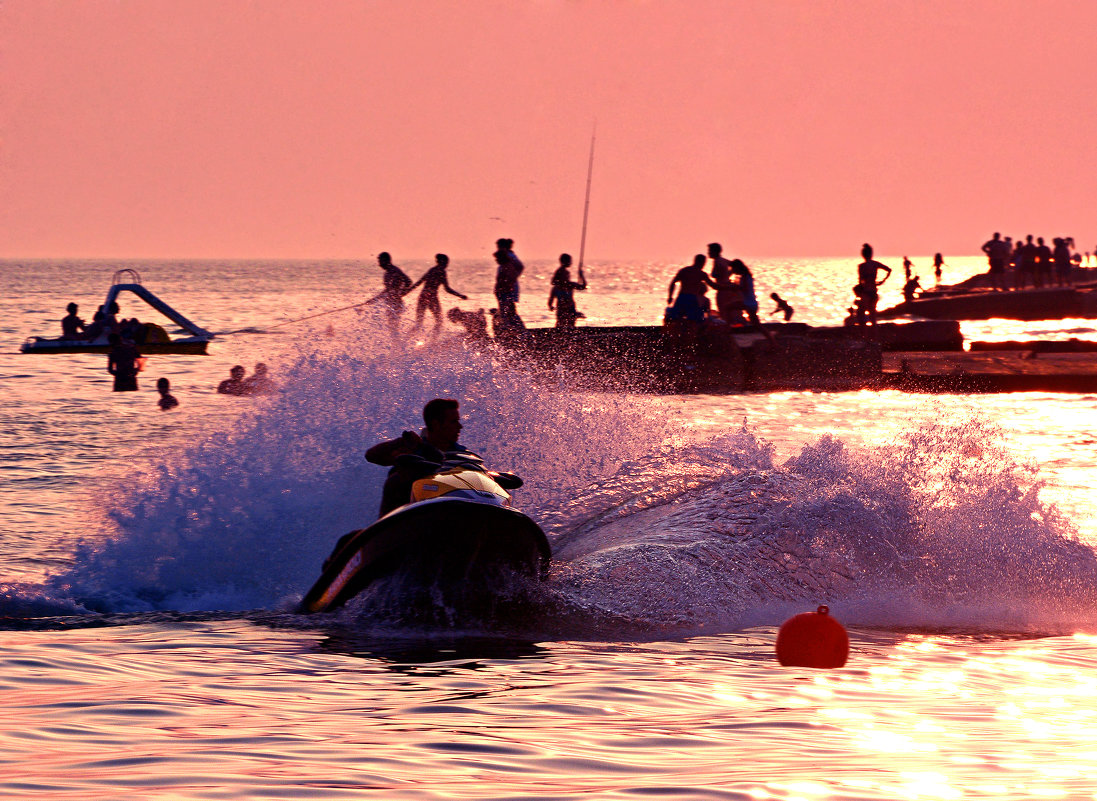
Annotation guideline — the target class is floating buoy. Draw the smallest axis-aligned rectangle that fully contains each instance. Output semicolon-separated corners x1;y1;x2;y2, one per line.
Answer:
775;605;849;668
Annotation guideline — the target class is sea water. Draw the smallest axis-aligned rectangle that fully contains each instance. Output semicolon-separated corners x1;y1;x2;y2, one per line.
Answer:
2;257;1097;799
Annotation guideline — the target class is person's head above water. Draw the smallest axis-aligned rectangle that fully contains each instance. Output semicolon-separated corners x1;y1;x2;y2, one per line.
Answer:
861;243;874;260
157;377;170;392
66;302;78;314
707;243;722;257
230;365;245;380
378;252;392;267
423;398;461;449
253;362;267;376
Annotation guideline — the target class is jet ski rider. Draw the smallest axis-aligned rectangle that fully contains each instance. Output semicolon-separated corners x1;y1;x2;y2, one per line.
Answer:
365;398;468;517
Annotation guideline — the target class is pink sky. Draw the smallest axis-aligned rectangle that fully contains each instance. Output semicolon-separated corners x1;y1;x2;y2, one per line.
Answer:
3;0;1095;261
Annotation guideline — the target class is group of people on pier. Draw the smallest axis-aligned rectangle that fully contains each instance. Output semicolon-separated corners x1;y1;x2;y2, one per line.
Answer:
665;243;787;340
981;232;1082;291
366;239;793;342
363;238;589;338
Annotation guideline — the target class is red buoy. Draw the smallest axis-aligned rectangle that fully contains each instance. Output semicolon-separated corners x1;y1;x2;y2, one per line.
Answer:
775;605;849;668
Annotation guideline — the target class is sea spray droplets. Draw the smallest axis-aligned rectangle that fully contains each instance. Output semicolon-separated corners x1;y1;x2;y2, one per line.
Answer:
48;335;673;613
546;419;1097;632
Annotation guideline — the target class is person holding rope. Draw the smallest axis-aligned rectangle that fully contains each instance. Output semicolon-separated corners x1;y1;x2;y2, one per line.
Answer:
363;252;413;332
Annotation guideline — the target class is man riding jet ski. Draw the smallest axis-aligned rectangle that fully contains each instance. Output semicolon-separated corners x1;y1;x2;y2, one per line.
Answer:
298;399;550;614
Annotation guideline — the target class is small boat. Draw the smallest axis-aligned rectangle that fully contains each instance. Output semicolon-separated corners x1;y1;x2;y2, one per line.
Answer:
299;454;551;614
20;269;214;354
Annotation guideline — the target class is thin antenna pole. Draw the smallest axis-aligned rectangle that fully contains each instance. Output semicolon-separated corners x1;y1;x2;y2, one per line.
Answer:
577;122;597;274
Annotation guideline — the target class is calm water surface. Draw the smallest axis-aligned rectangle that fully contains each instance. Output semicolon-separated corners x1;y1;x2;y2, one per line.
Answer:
2;258;1097;799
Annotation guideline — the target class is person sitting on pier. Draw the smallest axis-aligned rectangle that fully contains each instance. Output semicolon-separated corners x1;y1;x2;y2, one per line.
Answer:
903;275;922;303
855;243;892;327
217;365;248;395
548;253;588;329
61;303;86;340
769;293;794;321
666;255;716;325
408;254;468;332
447;307;490;343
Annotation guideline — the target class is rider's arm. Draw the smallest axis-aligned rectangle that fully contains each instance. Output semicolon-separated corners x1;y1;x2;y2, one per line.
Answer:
365;431;422;466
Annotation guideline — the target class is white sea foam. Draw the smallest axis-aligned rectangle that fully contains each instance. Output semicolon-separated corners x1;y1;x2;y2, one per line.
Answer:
34;332;1097;633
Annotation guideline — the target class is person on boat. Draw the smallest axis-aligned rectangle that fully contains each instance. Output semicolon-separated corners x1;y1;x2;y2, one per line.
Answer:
729;259;775;341
855;243;892;327
548;253;587;328
769;293;794;321
666;255;716;325
83;306;107;341
408;254;468;331
933;253;945;287
103;302;121;336
706;243;745;325
493;238;525;322
902;256;913;282
363;252;413;331
60;303;86;340
157;377;179;411
242;362;275;394
217;365;248;395
365;398;470;517
107;333;141;392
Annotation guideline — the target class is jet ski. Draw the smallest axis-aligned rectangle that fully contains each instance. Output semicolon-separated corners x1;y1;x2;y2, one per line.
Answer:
299;452;551;614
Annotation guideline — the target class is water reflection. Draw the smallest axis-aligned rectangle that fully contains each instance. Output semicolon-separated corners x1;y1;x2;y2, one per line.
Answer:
311;628;548;672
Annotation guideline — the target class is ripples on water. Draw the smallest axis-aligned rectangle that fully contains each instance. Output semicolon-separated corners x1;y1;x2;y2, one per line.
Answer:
3;259;1097;799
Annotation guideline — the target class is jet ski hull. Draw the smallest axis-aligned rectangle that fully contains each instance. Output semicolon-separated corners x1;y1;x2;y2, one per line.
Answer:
299;496;551;614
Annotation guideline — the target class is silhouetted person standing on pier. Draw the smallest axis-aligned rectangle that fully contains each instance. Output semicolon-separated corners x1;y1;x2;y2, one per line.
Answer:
408;254;468;331
855;243;892;327
730;259;775;341
1053;237;1074;287
548;253;587;328
1035;237;1052;288
667;255;716;324
363;252;413;332
982;232;1008;291
493;238;524;323
706;243;745;324
1017;235;1037;290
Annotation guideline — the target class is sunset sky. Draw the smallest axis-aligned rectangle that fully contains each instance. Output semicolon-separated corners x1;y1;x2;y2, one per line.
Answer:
3;0;1095;261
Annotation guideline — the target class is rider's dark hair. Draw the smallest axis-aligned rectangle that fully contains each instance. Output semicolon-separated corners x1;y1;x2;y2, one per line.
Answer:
423;398;459;427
